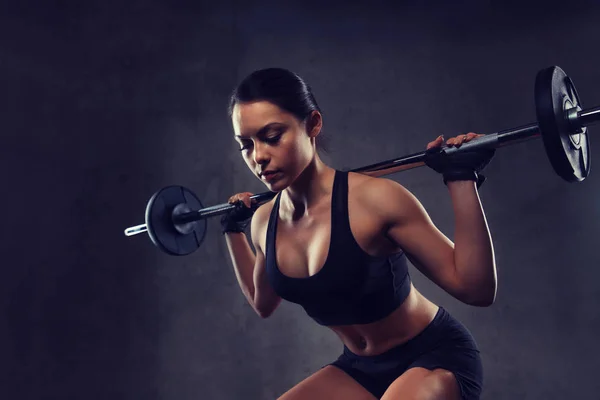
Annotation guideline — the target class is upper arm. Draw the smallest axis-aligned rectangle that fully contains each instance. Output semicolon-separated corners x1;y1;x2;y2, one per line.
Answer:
364;178;465;300
250;206;282;318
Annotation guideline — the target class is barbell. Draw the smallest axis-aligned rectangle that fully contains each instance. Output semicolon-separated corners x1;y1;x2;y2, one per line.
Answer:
124;65;600;256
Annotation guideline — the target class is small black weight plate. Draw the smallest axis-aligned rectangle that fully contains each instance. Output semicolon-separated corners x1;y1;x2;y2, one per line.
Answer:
535;66;590;182
145;186;206;256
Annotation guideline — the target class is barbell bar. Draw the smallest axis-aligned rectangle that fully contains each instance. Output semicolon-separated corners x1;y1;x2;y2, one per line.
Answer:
124;66;600;255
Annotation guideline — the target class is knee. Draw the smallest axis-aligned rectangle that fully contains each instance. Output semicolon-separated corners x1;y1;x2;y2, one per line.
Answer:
417;369;461;400
382;368;461;400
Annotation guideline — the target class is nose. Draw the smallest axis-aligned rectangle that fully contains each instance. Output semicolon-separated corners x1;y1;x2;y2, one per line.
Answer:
253;141;270;165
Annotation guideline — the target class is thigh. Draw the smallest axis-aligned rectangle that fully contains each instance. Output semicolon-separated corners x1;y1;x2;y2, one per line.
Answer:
278;365;377;400
381;367;461;400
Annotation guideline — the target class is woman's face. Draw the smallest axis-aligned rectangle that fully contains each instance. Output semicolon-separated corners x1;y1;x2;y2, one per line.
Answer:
231;101;320;191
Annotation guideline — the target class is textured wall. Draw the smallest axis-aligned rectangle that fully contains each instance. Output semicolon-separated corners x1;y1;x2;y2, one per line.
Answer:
3;1;600;399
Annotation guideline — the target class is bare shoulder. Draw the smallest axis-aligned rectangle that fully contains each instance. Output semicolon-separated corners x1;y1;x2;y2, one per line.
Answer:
348;170;409;194
348;171;423;222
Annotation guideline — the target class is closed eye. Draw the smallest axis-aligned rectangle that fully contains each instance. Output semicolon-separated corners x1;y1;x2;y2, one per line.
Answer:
238;129;284;152
239;140;252;151
265;131;283;143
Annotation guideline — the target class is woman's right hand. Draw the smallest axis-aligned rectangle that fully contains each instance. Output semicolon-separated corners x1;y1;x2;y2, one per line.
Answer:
220;192;257;234
227;192;255;209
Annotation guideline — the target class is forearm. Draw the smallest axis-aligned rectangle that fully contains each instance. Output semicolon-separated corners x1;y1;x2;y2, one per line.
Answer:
224;232;257;305
447;180;497;305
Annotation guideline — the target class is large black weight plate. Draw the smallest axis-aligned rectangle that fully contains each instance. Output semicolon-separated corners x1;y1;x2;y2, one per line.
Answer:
145;186;206;256
535;66;590;182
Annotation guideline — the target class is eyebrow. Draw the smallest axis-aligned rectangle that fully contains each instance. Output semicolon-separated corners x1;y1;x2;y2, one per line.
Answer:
235;122;283;139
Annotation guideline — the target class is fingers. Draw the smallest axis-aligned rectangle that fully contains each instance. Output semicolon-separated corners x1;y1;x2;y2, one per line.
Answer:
426;135;445;150
228;192;255;208
426;132;485;150
444;132;484;147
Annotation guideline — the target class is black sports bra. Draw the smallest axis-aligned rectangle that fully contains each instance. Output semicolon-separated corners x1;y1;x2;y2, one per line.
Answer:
265;170;411;326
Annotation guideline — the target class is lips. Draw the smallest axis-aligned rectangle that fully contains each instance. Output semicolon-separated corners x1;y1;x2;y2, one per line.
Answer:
261;170;281;182
261;170;279;177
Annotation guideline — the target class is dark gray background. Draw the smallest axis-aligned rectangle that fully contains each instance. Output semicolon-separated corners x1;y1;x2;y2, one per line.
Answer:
3;1;600;399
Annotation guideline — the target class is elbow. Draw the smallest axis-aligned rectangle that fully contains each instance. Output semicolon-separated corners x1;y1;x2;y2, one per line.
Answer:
256;307;274;319
467;294;495;307
245;290;273;318
458;284;497;307
253;297;281;319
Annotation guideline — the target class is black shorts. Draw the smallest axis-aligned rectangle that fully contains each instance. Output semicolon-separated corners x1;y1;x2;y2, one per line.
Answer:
328;306;483;399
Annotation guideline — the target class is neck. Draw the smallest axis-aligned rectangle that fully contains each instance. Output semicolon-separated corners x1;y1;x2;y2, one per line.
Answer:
282;155;335;217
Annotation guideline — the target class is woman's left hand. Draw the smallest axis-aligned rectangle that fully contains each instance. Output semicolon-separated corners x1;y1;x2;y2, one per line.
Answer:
426;132;485;150
424;132;495;188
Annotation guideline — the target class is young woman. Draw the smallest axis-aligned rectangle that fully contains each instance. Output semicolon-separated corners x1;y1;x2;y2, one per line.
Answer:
222;68;497;400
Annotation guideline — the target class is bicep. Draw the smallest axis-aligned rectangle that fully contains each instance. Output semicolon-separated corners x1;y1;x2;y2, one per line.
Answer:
250;211;282;318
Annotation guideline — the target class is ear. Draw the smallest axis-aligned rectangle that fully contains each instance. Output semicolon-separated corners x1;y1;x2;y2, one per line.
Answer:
305;110;323;139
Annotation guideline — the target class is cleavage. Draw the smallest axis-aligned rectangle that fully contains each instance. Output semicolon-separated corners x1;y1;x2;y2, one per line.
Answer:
275;205;333;279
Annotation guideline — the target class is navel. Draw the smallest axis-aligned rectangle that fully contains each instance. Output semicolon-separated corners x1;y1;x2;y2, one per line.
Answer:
358;336;367;350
